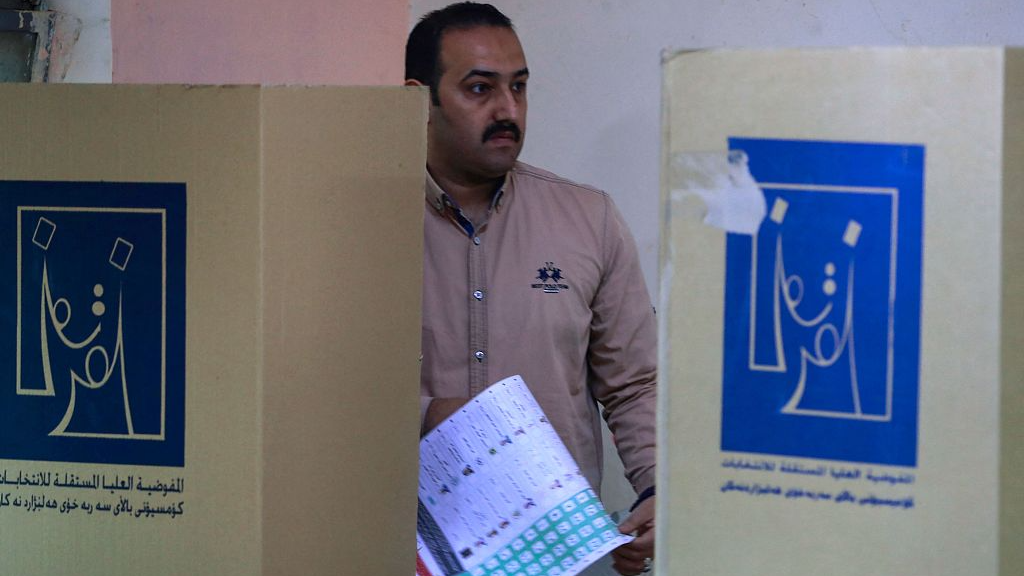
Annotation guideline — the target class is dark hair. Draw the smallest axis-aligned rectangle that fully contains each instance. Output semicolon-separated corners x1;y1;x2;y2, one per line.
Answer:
406;2;514;105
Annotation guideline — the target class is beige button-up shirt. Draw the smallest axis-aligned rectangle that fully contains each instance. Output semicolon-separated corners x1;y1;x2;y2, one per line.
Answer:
421;162;656;494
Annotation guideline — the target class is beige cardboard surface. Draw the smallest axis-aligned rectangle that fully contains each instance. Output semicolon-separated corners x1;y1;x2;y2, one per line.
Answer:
658;48;1019;576
0;84;426;575
260;87;425;575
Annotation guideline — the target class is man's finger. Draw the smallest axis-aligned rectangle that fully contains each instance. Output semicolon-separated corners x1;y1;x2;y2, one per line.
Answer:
620;526;655;548
617;496;655;534
612;554;650;576
613;545;650;562
612;521;654;575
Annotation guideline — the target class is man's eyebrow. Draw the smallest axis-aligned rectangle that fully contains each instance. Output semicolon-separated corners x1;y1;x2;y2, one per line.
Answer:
460;67;531;82
461;69;498;82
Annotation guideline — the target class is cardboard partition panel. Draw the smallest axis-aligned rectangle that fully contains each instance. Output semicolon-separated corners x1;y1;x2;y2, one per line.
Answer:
658;48;1022;576
0;84;427;575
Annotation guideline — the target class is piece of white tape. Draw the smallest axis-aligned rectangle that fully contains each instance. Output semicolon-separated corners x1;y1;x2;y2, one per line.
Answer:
668;150;766;235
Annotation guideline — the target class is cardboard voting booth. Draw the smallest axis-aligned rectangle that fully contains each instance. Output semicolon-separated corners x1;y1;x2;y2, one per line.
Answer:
0;85;427;575
658;48;1023;576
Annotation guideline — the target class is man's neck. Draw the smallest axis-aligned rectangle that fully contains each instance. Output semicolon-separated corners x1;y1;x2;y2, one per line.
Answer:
428;165;506;227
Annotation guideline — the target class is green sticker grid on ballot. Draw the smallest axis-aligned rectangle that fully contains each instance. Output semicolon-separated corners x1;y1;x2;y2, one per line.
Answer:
658;47;1023;576
0;84;427;576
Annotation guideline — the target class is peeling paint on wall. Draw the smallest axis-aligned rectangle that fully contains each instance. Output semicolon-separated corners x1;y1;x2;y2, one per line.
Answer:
44;10;82;81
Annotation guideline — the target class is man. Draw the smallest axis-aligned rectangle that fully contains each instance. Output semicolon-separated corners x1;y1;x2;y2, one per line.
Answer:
406;4;656;575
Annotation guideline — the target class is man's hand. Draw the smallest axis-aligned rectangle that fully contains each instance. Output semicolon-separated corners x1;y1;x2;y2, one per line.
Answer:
422;397;471;436
611;496;655;576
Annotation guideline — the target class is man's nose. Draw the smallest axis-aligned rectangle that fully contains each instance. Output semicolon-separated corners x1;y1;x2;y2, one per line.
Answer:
492;86;520;120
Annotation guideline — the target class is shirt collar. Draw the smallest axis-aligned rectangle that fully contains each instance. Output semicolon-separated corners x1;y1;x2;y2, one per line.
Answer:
424;166;514;215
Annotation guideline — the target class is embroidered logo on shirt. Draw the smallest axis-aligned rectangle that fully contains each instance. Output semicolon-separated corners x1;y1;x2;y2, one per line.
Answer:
532;262;569;293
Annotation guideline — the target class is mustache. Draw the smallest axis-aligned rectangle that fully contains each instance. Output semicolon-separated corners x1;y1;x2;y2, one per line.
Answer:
482;122;522;143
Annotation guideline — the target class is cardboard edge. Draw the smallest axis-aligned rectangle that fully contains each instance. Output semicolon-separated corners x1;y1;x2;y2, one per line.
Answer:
654;52;673;576
1000;47;1024;576
255;86;267;576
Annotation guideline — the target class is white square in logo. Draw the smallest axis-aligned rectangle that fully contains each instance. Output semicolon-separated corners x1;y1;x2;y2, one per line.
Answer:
32;217;56;250
109;237;135;271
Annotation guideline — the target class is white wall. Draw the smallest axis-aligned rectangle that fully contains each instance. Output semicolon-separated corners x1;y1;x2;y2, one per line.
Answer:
410;0;1024;511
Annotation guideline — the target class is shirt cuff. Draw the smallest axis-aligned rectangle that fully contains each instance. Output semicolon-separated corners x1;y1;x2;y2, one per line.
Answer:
629;485;655;512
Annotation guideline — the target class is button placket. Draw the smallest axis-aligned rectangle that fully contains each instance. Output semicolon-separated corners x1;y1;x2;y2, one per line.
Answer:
467;233;488;395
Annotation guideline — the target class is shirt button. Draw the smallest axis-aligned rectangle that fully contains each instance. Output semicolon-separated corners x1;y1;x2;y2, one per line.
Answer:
474;350;486;361
473;236;481;245
473;290;484;301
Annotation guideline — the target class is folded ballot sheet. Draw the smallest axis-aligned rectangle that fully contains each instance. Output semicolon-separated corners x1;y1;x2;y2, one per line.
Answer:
416;376;632;576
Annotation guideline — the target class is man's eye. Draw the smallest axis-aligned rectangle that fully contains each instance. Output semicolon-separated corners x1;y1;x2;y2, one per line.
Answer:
469;83;489;94
512;82;527;93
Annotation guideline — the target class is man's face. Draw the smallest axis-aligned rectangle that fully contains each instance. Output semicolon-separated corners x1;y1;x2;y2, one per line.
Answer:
427;25;528;183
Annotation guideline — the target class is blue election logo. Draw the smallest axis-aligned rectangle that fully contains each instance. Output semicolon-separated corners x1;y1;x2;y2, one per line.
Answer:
0;181;185;467
721;138;923;467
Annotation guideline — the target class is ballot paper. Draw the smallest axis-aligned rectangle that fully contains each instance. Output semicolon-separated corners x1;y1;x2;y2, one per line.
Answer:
416;376;633;576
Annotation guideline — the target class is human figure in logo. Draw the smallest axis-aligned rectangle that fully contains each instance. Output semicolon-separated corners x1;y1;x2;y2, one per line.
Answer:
44;277;133;437
29;231;137;439
407;4;656;574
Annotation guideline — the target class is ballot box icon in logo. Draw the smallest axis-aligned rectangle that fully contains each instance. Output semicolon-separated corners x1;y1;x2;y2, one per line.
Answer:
2;181;185;467
720;139;923;467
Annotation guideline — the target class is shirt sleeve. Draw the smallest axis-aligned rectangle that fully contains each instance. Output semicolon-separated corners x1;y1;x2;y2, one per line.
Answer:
587;195;658;495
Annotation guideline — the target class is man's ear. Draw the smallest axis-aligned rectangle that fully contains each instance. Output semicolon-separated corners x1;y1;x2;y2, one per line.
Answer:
405;79;435;125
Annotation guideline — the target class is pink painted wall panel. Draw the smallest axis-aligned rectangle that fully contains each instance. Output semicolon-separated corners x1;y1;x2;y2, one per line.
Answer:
112;0;407;85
